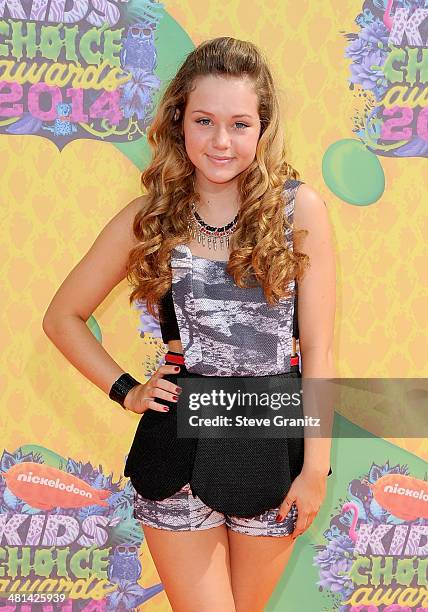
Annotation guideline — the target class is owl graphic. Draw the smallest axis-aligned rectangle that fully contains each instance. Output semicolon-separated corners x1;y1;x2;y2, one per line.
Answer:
107;544;164;609
120;23;157;74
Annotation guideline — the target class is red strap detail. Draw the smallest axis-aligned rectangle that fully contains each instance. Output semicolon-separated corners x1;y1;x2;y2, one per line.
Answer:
165;352;185;364
166;353;297;367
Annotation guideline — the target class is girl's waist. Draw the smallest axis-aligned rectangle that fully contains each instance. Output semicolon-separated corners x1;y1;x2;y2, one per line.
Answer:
164;350;300;378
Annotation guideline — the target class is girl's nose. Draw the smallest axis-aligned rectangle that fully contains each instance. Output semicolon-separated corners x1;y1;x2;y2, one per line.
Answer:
212;126;231;147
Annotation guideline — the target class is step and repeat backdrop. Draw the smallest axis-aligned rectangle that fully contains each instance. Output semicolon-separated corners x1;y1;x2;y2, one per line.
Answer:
1;0;427;611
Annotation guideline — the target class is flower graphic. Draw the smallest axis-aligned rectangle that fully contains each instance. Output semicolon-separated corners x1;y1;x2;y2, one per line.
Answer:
349;49;388;90
135;300;163;339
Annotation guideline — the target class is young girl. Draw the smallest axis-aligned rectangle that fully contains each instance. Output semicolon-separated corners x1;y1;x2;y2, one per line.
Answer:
43;37;336;612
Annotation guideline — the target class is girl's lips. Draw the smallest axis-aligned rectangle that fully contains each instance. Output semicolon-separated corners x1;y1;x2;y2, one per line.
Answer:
207;155;234;165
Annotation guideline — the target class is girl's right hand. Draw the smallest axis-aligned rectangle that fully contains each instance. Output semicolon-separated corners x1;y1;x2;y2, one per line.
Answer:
123;364;182;414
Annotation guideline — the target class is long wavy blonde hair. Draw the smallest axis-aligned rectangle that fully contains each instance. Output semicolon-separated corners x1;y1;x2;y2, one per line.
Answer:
126;36;309;318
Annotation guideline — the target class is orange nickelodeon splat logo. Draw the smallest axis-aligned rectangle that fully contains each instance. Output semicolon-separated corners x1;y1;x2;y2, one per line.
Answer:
0;462;111;510
370;474;428;521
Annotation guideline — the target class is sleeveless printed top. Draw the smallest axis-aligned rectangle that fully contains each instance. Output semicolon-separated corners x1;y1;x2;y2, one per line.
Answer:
170;178;303;376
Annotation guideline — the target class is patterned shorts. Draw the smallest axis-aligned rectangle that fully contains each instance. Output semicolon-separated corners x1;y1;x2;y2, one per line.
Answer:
133;483;298;537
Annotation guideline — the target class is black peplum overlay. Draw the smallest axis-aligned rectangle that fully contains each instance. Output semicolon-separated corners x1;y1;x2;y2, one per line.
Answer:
124;356;333;518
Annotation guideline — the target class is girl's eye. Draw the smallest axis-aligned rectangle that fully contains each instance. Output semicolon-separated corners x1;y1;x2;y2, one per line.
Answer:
195;119;248;129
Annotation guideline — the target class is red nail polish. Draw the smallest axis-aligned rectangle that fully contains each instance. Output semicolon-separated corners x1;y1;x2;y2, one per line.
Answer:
174;366;180;372
275;514;284;523
163;407;169;412
172;395;178;401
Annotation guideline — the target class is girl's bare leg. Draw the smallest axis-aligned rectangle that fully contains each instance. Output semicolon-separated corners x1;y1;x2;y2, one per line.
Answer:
228;529;296;612
142;523;236;612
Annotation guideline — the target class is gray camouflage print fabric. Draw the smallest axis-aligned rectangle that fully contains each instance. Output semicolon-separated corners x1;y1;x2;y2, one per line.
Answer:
134;483;298;536
170;179;303;376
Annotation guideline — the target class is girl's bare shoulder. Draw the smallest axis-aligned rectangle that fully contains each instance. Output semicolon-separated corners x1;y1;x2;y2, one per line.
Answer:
293;183;329;243
43;194;148;323
294;183;327;218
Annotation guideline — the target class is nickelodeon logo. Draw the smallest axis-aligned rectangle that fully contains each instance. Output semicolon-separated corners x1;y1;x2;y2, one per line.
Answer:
17;471;92;497
370;473;428;521
1;462;110;511
384;482;428;501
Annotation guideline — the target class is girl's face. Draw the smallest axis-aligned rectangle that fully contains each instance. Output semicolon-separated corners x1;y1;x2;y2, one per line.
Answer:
182;75;261;187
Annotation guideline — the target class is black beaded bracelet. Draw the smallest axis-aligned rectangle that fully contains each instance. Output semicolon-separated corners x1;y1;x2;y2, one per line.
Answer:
109;373;141;409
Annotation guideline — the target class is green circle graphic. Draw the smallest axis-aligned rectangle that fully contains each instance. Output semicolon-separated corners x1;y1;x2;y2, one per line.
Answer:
322;139;385;206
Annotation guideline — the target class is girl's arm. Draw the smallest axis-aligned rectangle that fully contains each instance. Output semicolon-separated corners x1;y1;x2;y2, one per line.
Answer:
293;184;336;475
42;196;145;396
